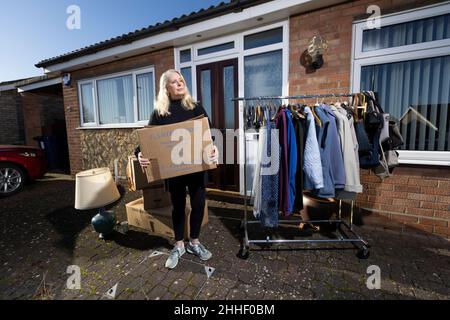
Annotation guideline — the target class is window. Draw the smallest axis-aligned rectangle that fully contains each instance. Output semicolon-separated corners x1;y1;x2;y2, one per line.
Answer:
97;75;134;124
362;13;449;52
80;83;95;124
180;49;191;63
136;72;155;121
244;50;283;98
223;65;235;129
198;42;234;56
180;67;192;94
78;67;155;127
244;27;283;50
200;69;212;118
353;2;450;165
361;56;450;151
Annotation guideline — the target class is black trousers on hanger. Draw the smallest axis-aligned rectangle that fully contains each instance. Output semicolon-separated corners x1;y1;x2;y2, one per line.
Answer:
167;171;206;242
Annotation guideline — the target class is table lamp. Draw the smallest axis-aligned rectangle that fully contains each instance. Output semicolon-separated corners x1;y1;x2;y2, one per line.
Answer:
75;167;120;239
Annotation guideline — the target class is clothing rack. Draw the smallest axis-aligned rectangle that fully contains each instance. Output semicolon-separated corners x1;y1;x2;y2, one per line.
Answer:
232;94;371;260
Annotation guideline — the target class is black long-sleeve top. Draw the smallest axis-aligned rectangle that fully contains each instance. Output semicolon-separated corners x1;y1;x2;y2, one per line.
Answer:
134;100;211;157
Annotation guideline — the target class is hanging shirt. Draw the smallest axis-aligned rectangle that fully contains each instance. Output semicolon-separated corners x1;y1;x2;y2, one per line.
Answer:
275;108;289;213
303;107;324;191
284;109;298;215
259;109;281;227
330;105;363;199
292;110;306;212
314;105;346;198
252;119;266;218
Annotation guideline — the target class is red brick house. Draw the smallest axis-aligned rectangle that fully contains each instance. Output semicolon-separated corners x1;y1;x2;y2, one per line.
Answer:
35;0;450;237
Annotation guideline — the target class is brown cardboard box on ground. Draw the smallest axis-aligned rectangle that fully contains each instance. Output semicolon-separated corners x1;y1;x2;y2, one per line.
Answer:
142;185;171;210
137;116;217;183
125;197;208;239
126;156;163;190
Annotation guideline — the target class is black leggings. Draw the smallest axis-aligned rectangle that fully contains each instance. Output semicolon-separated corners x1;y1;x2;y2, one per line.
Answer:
167;172;206;242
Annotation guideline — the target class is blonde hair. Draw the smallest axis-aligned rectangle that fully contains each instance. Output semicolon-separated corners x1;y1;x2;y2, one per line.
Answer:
155;69;196;116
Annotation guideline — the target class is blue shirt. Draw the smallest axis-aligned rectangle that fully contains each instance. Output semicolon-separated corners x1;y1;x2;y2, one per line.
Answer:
314;105;346;198
284;109;297;213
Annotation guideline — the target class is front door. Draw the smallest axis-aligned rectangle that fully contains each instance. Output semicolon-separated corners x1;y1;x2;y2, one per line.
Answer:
196;59;239;191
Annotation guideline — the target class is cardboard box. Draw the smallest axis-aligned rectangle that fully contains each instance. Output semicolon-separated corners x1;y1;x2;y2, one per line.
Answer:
137;116;217;183
125;197;208;239
142;185;171;210
126;156;163;191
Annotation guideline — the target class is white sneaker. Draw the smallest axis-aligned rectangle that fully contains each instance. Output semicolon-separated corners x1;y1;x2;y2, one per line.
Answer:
186;242;212;261
165;246;186;269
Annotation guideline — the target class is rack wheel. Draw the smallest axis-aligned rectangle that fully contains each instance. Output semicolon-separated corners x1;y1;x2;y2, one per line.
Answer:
356;247;370;259
237;246;250;260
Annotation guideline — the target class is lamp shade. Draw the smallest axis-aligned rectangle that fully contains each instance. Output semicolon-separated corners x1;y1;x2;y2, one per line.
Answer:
75;168;120;210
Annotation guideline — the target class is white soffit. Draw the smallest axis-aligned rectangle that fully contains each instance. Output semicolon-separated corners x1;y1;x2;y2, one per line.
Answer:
17;77;62;93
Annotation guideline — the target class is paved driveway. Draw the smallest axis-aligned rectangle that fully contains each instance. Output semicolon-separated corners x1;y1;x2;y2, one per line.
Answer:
0;174;449;300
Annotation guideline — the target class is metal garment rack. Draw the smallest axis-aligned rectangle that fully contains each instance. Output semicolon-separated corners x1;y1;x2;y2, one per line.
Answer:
232;93;371;259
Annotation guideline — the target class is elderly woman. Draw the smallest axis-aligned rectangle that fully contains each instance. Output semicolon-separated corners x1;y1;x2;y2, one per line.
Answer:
135;69;218;269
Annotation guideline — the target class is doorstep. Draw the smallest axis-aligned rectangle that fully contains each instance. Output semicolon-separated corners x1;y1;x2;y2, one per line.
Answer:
206;188;246;205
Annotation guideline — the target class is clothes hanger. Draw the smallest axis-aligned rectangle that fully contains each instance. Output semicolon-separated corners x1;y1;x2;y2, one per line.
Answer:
290;99;305;119
254;104;259;129
357;93;367;119
310;102;322;127
352;94;361;121
246;104;254;129
335;94;341;106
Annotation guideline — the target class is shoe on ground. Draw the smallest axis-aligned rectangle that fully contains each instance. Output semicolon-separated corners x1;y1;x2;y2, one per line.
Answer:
186;242;212;261
165;246;186;269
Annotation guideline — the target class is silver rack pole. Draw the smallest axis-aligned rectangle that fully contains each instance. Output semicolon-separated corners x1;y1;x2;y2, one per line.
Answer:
243;101;249;249
232;93;353;102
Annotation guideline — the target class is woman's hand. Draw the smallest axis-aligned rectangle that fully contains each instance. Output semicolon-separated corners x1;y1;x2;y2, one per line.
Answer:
138;152;150;168
208;145;219;164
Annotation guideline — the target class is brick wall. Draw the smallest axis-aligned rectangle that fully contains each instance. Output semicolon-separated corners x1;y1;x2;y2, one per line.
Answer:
289;0;450;237
359;167;450;237
0;89;25;145
63;47;175;175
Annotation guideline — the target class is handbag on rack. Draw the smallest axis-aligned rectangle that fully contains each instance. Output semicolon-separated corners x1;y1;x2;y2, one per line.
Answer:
372;140;390;179
382;116;404;150
385;150;400;168
363;91;387;135
380;113;390;143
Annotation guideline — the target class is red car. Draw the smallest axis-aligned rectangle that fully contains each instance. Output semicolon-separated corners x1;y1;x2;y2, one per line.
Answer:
0;145;47;197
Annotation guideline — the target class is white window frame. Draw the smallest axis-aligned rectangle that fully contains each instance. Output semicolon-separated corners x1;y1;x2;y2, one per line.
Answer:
77;66;156;129
174;20;290;194
194;35;238;62
175;20;289;101
351;2;450;166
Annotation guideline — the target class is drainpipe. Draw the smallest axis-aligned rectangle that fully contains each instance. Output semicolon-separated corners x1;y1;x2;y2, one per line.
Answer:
113;159;127;183
114;159;119;184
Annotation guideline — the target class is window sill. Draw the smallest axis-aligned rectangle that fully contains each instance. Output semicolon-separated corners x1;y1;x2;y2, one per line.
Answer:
398;150;450;166
77;124;146;130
